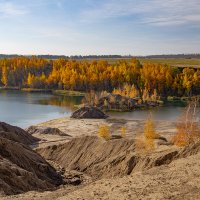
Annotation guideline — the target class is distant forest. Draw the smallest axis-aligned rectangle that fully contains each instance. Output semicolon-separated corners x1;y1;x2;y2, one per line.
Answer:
0;54;131;60
1;54;200;60
0;57;199;100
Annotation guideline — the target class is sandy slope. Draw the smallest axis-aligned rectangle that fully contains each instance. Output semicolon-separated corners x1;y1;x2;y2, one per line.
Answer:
2;151;200;200
32;117;176;149
0;122;62;196
1;117;199;200
63;152;200;200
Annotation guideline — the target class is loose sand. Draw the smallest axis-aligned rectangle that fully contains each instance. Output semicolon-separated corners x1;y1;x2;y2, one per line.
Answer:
1;117;200;200
32;117;176;149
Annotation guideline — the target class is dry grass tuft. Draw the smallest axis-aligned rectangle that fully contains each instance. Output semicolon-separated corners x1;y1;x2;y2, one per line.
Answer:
136;114;157;154
172;97;200;147
98;125;111;140
120;127;126;138
144;115;157;139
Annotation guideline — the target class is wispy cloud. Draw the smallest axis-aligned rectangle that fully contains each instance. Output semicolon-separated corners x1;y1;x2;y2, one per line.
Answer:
0;0;199;55
81;0;200;26
0;2;28;18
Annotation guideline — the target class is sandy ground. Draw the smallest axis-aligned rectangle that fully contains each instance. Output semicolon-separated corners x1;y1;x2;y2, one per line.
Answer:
33;117;176;148
3;117;198;200
2;150;200;200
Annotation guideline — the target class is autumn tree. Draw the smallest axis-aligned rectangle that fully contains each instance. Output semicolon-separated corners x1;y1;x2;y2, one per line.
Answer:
1;65;8;86
0;57;199;98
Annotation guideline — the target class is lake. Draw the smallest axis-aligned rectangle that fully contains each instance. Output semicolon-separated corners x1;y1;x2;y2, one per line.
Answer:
0;90;186;128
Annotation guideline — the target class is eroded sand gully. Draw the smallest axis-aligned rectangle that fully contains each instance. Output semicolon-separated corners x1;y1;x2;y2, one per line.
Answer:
1;117;200;200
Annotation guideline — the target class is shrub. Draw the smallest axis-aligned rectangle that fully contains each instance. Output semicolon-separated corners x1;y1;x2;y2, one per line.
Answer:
98;125;111;140
144;114;157;139
173;98;200;147
120;127;126;138
136;114;157;154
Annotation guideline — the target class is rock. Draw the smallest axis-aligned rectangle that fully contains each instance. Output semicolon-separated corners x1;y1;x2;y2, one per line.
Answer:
157;136;168;142
156;140;173;146
155;136;170;146
63;177;82;186
71;106;108;119
70;177;82;185
26;126;70;136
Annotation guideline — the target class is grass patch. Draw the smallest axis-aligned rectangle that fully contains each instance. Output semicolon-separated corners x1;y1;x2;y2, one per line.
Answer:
139;58;200;68
53;90;85;96
21;88;52;93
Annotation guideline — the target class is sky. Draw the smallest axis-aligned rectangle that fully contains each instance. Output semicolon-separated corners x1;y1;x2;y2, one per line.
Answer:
0;0;200;56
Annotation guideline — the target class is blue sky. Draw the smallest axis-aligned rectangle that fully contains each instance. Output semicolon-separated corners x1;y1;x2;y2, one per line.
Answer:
0;0;200;55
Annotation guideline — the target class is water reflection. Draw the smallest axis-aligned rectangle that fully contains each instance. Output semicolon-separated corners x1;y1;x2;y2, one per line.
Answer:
36;96;83;110
0;90;83;128
0;90;188;128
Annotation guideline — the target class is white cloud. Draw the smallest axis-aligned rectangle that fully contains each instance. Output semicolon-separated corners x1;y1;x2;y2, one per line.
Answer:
0;2;28;18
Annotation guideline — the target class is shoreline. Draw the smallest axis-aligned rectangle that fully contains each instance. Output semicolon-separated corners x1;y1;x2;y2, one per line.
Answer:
0;87;85;96
30;116;176;149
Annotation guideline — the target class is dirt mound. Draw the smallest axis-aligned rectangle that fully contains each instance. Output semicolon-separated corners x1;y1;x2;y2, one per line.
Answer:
0;122;39;145
0;157;50;196
36;137;168;178
26;126;70;136
0;123;62;196
71;106;108;119
37;136;135;178
37;136;200;179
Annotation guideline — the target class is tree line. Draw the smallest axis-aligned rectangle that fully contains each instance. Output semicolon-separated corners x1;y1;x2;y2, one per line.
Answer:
0;57;199;100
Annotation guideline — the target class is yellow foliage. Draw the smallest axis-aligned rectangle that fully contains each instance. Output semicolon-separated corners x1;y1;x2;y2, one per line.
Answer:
1;66;8;86
0;57;199;99
173;122;200;147
120;127;126;138
136;114;157;154
135;136;155;155
112;84;138;98
144;115;157;139
146;138;155;150
172;99;200;147
98;125;111;140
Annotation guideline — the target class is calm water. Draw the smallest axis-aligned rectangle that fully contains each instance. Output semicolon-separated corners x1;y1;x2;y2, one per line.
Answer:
0;90;82;128
0;90;186;128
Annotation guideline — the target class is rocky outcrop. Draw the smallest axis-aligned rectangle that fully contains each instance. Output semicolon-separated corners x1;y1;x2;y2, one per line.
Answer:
0;123;62;196
71;106;108;119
